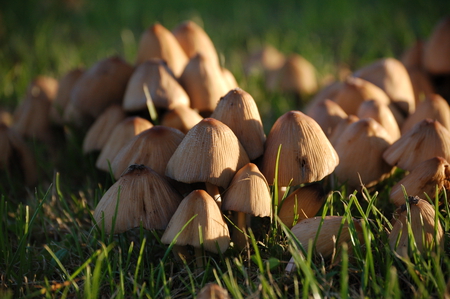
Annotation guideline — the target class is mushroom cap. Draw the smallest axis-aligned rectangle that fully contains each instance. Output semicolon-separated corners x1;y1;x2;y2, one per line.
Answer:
353;58;415;115
276;54;318;95
221;163;272;217
160;189;230;254
83;104;126;154
278;183;326;228
70;56;134;118
423;16;450;74
383;118;450;171
161;105;203;134
211;88;266;160
329;115;360;147
244;44;286;78
197;283;230;299
122;59;190;112
406;67;435;107
166;118;250;188
94;164;183;233
135;23;189;77
390;156;450;206
389;196;444;258
306;99;348;138
401;40;424;69
172;20;220;66
260;110;339;186
291;216;364;258
179;53;230;114
96;117;153;172
334;118;394;189
111;125;185;180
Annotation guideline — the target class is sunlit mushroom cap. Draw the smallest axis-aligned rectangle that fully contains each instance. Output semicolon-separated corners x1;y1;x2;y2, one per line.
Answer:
383;118;450;171
83;104;126;154
166;118;250;188
389;196;444;258
221;163;271;218
70;56;134;118
197;283;230;299
122;59;190;112
96;117;153;172
94;164;183;234
406;67;435;107
211;88;266;160
135;23;189;77
111;125;185;180
306;99;347;138
161;105;203;134
160;189;230;254
260;110;339;186
423;16;450;74
390;156;450;206
334;118;394;189
329;115;359;147
276;54;318;95
172;20;220;66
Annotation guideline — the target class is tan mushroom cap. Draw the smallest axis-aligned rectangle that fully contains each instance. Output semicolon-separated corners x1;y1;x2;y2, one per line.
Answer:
172;20;220;66
401;40;424;69
334;118;394;189
160;189;230;254
211;88;266;160
221;163;271;217
353;58;415;115
406;67;435;107
96;117;153;172
390;156;450;206
70;56;134;119
383;118;450;171
389;196;444;258
276;54;318;95
401;94;450;134
197;283;230;299
161;105;203;134
329;114;360;147
83;104;126;154
306;99;347;138
244;45;285;78
260;110;339;187
291;216;364;258
94;164;183;234
166;118;250;189
179;53;230;115
278;183;326;228
423;16;450;74
135;23;189;77
122;59;190;112
221;67;239;90
111;125;185;180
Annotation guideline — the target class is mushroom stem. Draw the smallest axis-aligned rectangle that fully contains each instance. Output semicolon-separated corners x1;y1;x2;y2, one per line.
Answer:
232;211;248;249
194;246;205;272
205;182;221;208
171;245;192;263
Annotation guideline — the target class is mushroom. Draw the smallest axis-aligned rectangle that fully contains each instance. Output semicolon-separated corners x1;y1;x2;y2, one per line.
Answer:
210;88;266;160
160;189;230;269
161;105;203;134
197;283;230;299
306;99;347;138
221;163;272;249
94;164;183;234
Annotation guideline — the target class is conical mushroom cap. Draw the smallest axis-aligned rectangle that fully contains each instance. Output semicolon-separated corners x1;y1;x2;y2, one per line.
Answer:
160;189;230;254
211;88;266;160
260;110;339;186
277;54;318;95
51;68;84;124
401;94;450;134
383;119;450;171
221;163;271;217
172;20;220;66
221;67;239;90
179;53;230;115
166;118;250;188
401;40;424;69
291;216;364;258
96;117;153;172
304;81;343;116
135;23;189;77
329;115;360;147
161;105;203;134
278;183;326;228
122;59;190;112
356;100;401;143
244;45;285;78
353;58;415;115
390;156;450;206
94;164;183;234
111;125;185;180
332;76;391;116
406;67;435;107
334;118;394;189
197;283;230;299
423;16;450;74
70;56;134;118
306;99;348;138
83;104;126;154
389;196;444;258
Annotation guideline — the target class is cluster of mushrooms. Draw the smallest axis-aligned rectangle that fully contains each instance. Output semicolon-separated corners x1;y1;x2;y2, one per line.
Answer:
3;15;450;286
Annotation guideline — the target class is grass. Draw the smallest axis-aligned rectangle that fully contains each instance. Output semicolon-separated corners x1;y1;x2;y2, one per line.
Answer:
2;0;450;298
